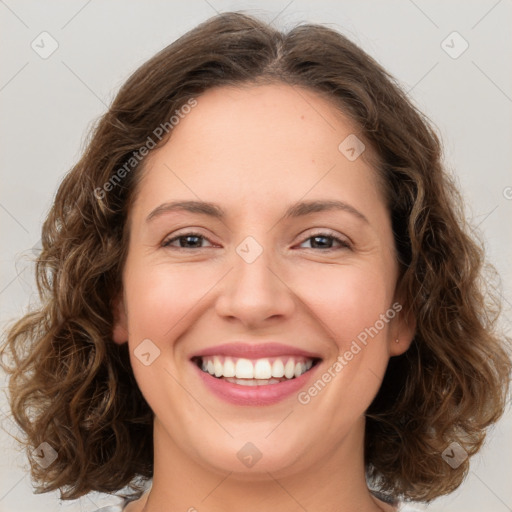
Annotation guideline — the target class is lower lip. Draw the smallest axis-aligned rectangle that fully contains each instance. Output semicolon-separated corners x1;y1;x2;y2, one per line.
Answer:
193;362;320;406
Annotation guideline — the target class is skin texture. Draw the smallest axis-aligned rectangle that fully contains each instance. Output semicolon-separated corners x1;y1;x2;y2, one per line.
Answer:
112;83;415;512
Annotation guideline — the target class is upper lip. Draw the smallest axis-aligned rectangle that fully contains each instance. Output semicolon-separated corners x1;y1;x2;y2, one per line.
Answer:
191;342;322;360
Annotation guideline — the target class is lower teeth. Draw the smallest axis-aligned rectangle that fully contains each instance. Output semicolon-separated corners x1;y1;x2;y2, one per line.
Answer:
223;377;287;386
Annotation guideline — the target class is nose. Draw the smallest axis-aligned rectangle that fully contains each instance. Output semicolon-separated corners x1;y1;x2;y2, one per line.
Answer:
215;241;296;328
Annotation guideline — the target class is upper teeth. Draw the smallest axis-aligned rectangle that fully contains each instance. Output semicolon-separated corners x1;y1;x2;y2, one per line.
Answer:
200;356;314;379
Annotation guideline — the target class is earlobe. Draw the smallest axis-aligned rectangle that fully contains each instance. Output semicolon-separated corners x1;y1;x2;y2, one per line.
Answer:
389;305;416;356
112;292;129;345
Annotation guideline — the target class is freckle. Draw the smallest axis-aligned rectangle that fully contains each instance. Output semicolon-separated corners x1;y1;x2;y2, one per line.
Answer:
300;115;304;120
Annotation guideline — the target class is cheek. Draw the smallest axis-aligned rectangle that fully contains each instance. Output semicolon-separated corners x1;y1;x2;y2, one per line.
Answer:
125;261;211;340
123;262;202;416
295;262;393;347
122;261;210;399
294;264;393;413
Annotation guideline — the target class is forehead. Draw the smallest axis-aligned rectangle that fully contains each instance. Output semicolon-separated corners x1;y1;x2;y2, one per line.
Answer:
165;82;365;161
131;83;384;222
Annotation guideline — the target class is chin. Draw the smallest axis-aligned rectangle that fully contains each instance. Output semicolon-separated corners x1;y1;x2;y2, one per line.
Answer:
187;431;310;479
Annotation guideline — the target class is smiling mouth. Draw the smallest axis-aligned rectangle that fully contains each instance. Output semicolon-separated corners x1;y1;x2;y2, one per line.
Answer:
192;355;321;386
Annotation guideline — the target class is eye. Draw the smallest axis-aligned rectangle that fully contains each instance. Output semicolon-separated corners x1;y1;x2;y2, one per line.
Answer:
297;231;351;250
161;230;351;251
162;231;214;249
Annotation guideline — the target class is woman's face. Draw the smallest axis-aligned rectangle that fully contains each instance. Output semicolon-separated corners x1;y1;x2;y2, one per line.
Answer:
113;83;412;477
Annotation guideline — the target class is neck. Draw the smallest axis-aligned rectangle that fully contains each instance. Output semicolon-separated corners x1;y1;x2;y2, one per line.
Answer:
138;416;388;512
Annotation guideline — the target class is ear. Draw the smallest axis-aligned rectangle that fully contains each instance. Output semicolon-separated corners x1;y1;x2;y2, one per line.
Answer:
388;300;416;357
112;291;129;345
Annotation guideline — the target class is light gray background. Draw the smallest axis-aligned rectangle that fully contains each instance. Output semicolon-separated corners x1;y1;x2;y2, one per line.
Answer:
1;1;511;511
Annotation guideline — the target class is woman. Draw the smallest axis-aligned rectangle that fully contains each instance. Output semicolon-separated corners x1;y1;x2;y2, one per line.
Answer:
1;12;510;512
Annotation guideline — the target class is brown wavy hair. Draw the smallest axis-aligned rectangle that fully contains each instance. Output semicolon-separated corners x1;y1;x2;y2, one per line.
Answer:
1;11;510;504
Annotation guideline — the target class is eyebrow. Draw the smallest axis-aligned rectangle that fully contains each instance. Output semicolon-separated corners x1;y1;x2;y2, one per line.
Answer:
145;199;369;224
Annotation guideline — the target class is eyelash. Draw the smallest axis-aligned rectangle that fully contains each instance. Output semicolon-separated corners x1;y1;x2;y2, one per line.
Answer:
162;230;352;251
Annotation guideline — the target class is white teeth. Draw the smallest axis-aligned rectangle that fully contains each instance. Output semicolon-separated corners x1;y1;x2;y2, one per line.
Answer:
294;362;303;378
214;356;223;377
225;377;282;386
271;359;285;378
254;359;272;379
236;378;258;386
284;359;295;379
235;358;254;379
200;355;315;381
223;357;236;378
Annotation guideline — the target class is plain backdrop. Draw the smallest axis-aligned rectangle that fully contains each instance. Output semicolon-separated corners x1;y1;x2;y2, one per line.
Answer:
1;1;511;511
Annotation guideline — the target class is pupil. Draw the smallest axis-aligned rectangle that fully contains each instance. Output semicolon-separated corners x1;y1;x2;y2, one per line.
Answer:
313;236;330;248
183;236;201;247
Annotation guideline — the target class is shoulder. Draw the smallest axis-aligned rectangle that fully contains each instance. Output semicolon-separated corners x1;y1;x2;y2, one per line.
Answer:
370;490;426;512
90;497;133;512
91;507;124;512
397;504;428;512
